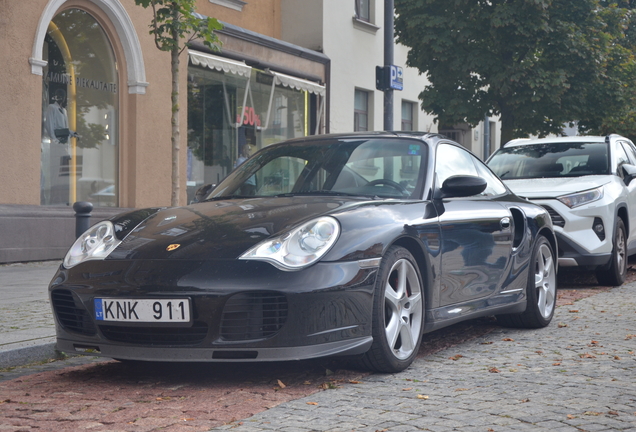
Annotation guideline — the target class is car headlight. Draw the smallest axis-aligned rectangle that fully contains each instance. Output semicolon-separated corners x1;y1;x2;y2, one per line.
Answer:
240;216;341;271
557;187;603;208
63;221;122;269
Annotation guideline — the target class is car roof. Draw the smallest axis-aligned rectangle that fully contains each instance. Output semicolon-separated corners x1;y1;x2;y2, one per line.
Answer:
502;135;627;148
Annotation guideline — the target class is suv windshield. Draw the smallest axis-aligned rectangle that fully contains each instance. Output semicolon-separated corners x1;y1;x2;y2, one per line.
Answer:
207;138;427;200
488;142;609;179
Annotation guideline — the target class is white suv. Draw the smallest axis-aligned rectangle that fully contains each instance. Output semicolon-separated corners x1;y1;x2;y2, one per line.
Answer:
487;134;636;286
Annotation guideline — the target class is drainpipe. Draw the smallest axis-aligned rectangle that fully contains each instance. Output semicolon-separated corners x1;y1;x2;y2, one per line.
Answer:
383;0;394;131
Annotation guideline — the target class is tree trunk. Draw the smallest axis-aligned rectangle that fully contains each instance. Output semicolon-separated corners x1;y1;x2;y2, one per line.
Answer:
170;34;180;207
499;105;515;148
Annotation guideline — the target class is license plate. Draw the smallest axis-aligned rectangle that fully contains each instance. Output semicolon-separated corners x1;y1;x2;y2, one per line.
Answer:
94;298;191;323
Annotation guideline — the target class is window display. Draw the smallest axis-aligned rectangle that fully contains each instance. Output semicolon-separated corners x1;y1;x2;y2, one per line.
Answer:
41;9;118;206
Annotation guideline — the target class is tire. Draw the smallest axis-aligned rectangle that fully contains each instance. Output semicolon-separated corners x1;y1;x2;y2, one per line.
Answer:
357;246;424;373
497;235;556;328
596;218;627;286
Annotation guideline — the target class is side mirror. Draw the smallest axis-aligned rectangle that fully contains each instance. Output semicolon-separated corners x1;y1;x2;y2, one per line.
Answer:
622;164;636;186
192;183;216;203
438;175;487;198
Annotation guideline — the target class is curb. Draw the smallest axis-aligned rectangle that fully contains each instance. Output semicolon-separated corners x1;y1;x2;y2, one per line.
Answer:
0;342;60;369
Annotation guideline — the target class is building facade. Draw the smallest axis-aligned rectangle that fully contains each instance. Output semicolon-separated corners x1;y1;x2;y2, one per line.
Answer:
0;0;495;263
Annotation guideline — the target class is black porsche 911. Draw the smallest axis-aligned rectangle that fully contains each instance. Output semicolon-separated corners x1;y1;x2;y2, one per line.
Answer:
49;132;557;373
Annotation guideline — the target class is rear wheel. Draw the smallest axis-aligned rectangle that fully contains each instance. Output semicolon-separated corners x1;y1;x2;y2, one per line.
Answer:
596;218;627;286
497;235;556;328
357;246;424;373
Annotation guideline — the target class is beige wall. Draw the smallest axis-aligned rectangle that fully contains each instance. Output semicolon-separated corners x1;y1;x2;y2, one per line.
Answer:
0;0;186;207
0;0;47;205
197;0;281;38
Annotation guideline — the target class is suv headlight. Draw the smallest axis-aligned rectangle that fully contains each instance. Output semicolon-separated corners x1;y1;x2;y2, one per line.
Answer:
240;216;340;271
557;187;603;208
63;221;122;269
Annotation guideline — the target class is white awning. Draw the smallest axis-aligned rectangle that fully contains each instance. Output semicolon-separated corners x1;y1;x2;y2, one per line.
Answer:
188;50;252;77
269;70;326;96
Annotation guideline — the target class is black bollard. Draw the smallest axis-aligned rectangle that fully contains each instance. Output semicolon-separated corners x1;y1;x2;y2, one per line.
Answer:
73;201;93;238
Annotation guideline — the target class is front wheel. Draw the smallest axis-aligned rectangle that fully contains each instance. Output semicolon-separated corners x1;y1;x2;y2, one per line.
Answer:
596;218;627;286
497;235;556;328
357;246;424;373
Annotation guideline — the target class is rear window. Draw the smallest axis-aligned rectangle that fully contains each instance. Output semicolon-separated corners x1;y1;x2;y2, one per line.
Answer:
487;142;609;179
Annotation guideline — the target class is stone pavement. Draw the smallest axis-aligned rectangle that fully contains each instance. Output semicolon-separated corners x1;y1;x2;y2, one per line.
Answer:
1;260;635;431
0;260;61;368
212;285;636;432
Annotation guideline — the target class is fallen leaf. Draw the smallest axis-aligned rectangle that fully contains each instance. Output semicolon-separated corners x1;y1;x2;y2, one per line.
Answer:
156;397;171;401
502;338;514;342
579;353;596;359
569;310;579;313
487;429;495;432
583;411;601;416
375;429;388;432
402;388;413;391
417;395;429;400
349;380;362;384
626;334;635;340
535;350;543;354
307;402;318;406
489;367;500;373
590;340;599;344
481;341;493;345
558;323;568;328
303;381;312;385
277;380;286;389
521;399;530;403
567;414;576;419
614;356;621;360
449;354;463;361
553;362;562;366
608;411;619;416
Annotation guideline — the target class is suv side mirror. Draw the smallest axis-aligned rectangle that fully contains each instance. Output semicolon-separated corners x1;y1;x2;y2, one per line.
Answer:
621;164;636;186
437;175;487;198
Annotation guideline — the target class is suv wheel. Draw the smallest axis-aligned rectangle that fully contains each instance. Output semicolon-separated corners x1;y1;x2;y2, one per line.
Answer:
596;218;627;286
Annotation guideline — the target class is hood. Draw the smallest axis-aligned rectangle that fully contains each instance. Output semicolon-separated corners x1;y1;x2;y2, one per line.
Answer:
503;176;611;199
107;196;369;261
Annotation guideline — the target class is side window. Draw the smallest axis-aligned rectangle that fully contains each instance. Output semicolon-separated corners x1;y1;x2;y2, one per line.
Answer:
474;160;507;196
620;141;636;165
615;143;630;171
436;143;478;187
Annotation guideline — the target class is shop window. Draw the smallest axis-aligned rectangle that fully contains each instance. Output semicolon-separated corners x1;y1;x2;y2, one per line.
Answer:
186;52;325;204
40;9;119;207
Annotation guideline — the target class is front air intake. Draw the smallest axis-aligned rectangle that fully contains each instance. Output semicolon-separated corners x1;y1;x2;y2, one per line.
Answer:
50;289;97;336
220;292;288;341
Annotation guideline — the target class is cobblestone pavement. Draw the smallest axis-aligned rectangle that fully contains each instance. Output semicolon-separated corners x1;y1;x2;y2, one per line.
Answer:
210;285;636;432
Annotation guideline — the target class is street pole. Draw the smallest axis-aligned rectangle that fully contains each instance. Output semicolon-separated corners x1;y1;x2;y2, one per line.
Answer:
384;0;394;131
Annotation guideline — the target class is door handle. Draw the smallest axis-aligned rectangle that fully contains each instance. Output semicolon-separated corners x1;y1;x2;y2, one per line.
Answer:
500;217;511;229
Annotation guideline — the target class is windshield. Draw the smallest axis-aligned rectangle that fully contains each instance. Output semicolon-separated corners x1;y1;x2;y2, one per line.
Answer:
206;138;428;200
487;142;609;179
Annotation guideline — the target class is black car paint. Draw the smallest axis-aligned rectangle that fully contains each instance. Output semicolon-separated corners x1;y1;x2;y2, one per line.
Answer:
49;133;556;363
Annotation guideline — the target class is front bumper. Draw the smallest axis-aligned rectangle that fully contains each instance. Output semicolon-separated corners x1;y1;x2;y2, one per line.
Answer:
529;199;615;267
49;259;378;362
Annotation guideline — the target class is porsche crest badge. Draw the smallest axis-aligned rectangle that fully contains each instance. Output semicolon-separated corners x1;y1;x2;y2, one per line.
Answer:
166;244;181;251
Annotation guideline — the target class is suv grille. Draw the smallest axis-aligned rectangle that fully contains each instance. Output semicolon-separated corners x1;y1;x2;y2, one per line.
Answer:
220;292;288;341
50;289;97;336
541;205;565;228
99;322;208;345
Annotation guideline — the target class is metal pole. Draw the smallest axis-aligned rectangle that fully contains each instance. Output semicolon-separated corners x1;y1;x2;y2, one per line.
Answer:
384;0;394;131
483;115;491;160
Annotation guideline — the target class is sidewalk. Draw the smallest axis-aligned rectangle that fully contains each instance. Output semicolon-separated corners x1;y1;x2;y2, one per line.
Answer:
0;260;62;368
